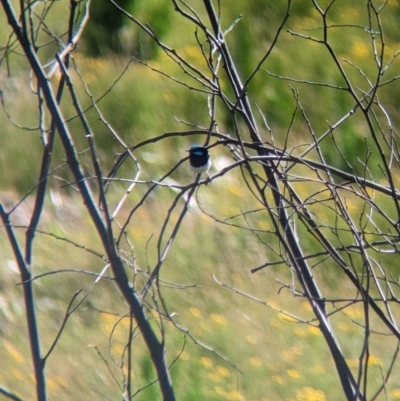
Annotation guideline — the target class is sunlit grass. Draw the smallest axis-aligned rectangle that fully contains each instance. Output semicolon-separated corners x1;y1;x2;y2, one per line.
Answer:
2;1;400;400
2;167;400;400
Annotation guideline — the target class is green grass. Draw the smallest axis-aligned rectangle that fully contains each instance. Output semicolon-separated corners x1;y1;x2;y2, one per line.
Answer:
2;1;400;400
2;172;400;400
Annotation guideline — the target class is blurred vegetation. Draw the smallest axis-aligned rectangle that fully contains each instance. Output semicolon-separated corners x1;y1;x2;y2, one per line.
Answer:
1;0;400;400
82;0;133;56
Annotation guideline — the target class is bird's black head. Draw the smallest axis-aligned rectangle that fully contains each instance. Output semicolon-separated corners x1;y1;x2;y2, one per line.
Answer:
188;144;209;168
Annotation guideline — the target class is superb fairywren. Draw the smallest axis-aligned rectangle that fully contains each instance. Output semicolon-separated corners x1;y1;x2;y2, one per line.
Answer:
187;144;211;175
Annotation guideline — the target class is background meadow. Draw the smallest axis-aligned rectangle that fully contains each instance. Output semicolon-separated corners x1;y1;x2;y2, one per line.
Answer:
1;1;400;400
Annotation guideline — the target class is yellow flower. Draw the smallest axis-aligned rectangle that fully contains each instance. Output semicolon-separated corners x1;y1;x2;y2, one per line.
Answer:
287;369;301;379
257;220;270;230
246;335;257;344
214;387;226;396
308;326;320;336
181;351;190;360
270;318;281;328
250;357;262;366
216;366;230;377
55;376;68;388
4;340;25;364
12;369;24;381
278;313;296;322
228;184;241;195
201;357;213;368
296;386;326;401
113;343;124;357
346;308;363;319
351;39;369;58
282;349;296;361
301;301;312;311
101;313;118;335
338;322;350;331
272;375;284;384
346;358;359;368
211;314;226;326
368;355;382;366
267;299;279;309
200;322;212;332
189;307;202;317
293;327;307;338
48;377;61;393
226;391;241;400
208;373;220;382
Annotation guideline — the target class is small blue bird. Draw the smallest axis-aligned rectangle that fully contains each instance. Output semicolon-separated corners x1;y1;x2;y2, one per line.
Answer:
187;144;211;175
